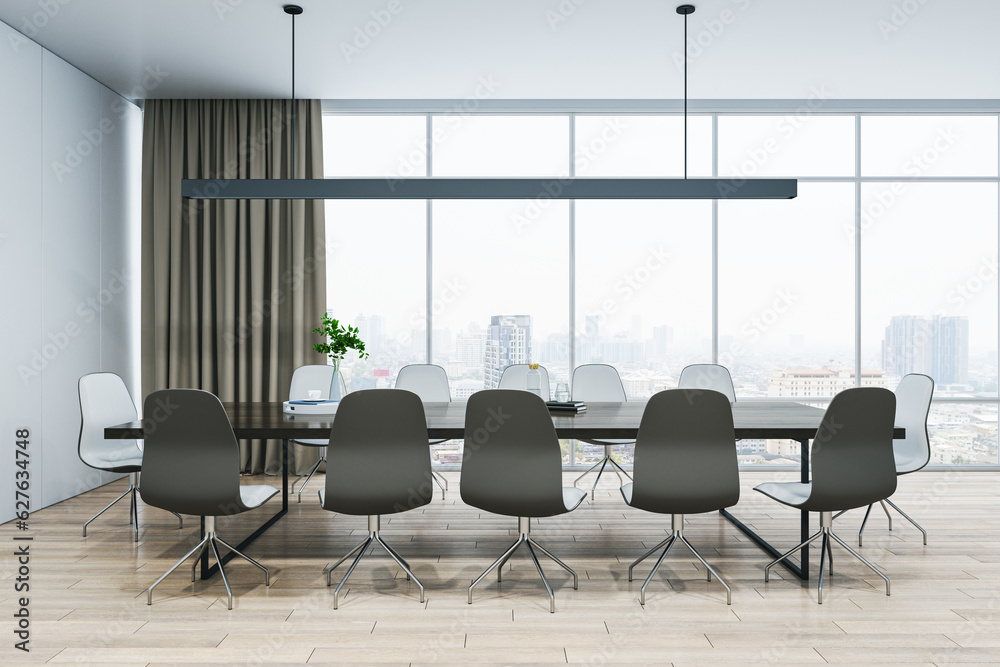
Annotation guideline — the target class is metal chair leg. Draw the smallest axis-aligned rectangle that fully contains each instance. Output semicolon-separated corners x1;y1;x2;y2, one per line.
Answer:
430;469;448;499
147;536;210;605
858;503;874;546
884;498;928;545
83;486;132;537
628;536;674;582
215;536;270;585
190;542;209;582
375;535;412;581
573;457;606;487
817;531;829;604
292;455;324;503
608;456;634;481
470;536;525;601
209;538;234;610
764;530;823;582
130;484;139;542
677;533;732;605
331;538;370;610
524;541;556;613
375;535;425;603
830;531;891;597
527;538;579;590
826;532;834;574
639;535;675;605
324;537;372;585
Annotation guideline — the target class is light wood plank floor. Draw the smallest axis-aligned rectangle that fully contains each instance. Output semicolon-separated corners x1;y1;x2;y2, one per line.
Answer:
3;470;999;665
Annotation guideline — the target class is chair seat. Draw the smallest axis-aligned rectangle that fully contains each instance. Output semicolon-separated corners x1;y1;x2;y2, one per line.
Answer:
754;481;812;508
240;484;279;511
894;450;926;474
85;453;143;472
563;487;587;511
620;482;633;505
291;438;327;447
580;438;635;446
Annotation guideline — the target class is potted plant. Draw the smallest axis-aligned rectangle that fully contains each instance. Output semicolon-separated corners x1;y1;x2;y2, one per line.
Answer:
312;313;369;398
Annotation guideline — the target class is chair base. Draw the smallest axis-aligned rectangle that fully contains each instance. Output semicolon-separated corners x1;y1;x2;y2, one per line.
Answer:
324;515;425;609
468;516;578;613
83;472;183;542
628;514;732;605
146;516;268;610
573;445;632;500
859;498;928;546
765;511;890;604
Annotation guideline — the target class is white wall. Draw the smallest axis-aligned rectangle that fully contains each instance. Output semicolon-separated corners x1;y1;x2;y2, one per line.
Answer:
0;21;141;523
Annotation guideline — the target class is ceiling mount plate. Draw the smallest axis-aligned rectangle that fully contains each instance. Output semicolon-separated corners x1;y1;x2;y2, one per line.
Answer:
676;4;695;15
283;5;303;15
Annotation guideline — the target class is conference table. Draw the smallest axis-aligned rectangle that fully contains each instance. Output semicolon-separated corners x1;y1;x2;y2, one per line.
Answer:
107;399;901;581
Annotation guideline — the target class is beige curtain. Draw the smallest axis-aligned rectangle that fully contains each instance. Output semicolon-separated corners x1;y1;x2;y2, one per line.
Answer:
140;99;327;475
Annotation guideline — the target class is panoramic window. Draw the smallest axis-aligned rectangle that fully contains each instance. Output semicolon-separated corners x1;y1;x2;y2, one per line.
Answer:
323;110;1000;467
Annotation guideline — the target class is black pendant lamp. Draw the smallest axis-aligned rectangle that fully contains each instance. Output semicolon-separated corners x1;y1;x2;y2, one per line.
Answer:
182;4;795;200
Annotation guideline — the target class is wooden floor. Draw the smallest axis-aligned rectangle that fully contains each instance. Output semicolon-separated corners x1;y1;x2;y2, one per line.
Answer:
3;470;1000;666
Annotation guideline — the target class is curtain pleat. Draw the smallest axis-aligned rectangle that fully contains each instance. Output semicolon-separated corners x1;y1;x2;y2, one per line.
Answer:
141;99;328;475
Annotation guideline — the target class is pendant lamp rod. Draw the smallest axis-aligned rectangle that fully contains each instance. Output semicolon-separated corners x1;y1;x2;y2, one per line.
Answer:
284;5;302;180
677;4;695;180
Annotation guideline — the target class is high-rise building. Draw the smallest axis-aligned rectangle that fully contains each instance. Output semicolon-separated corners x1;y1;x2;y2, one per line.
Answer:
484;315;532;389
883;315;969;384
652;325;674;356
456;327;487;368
354;313;385;358
933;316;969;384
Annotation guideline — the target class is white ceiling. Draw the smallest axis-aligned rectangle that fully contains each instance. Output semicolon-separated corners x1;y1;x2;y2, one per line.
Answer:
1;0;998;101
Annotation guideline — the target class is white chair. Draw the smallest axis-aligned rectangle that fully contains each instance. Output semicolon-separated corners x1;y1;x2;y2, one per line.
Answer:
498;363;551;399
677;363;737;404
78;372;182;542
394;364;451;498
288;364;346;503
140;389;279;610
856;373;934;546
571;364;634;499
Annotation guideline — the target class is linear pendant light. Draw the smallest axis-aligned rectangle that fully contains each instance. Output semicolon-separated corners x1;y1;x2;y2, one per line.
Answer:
181;4;795;201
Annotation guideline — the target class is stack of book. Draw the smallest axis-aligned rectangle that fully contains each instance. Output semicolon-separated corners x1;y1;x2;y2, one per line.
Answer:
545;400;587;413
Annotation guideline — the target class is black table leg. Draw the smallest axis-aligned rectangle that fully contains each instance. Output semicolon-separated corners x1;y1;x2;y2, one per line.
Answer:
200;439;290;580
719;437;811;580
799;437;809;579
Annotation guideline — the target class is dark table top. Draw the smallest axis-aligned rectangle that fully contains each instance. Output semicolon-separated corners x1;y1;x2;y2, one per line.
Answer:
106;399;896;442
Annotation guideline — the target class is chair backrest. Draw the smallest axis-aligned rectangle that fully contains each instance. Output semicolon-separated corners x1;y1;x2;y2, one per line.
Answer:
289;364;344;401
322;389;434;516
572;364;627;402
461;390;567;518
498;364;551;400
893;373;934;473
631;389;739;514
677;364;737;404
289;364;343;445
78;372;142;470
806;387;897;512
395;364;451;402
139;389;246;517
